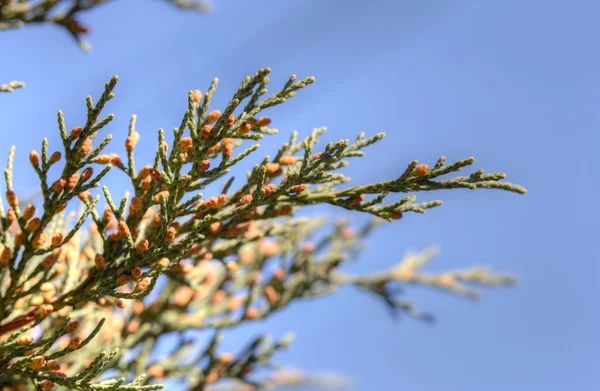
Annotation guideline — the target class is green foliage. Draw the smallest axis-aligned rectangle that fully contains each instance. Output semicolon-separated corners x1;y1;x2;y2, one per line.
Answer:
0;69;524;390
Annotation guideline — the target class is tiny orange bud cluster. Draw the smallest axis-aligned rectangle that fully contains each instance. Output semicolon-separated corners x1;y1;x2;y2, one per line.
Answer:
80;167;93;182
291;184;307;193
29;150;40;166
136;240;149;254
110;153;122;166
263;183;277;197
70;126;83;138
68;336;82;349
47;359;61;371
17;335;33;346
153;191;170;204
67;173;79;190
239;122;252;134
179;137;193;152
349;194;365;206
222;143;233;158
97;154;111;164
238;194;253;205
209;222;223;233
51;233;63;246
116;299;126;309
6;190;18;207
125;131;140;152
117;221;130;237
206;110;221;124
23;204;35;220
198;159;210;172
155;258;170;269
226;114;235;127
192;89;203;103
131;266;143;278
135;277;151;291
257;117;271;127
275;205;292;216
67;320;80;333
49;151;61;164
39;304;54;318
200;125;212;138
0;247;11;265
279;155;296;166
51;178;66;193
81;138;93;154
32;232;46;249
415;163;429;177
391;211;403;220
41;380;55;390
29;356;46;369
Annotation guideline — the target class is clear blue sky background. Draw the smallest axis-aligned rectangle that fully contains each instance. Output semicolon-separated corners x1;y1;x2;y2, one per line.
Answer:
1;0;599;390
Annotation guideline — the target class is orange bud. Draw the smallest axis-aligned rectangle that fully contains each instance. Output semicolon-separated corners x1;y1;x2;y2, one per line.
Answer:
96;154;111;164
6;190;18;207
238;194;253;205
279;155;296;165
23;204;35;220
51;233;63;247
391;211;403;220
49;151;61;164
50;179;66;193
29;356;46;370
257;117;271;127
197;159;210;172
68;336;82;349
131;266;143;278
275;205;292;216
192;89;202;103
135;277;151;291
222;143;233;158
265;163;280;175
67;173;79;190
46;359;61;371
117;221;130;237
115;299;126;309
29;150;40;166
18;335;33;346
209;221;223;233
179;137;193;153
66;320;80;332
349;194;365;206
135;240;149;254
80;138;93;154
226;114;235;127
155;258;170;269
80;167;93;182
244;307;260;320
41;379;55;389
239;122;252;134
39;304;54;318
110;154;122;166
206;109;221;124
70;126;83;138
200;125;212;138
153;191;170;204
291;184;307;193
25;217;42;232
415;163;429;177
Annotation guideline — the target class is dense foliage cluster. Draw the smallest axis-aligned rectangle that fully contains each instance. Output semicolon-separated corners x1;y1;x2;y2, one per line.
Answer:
0;69;525;390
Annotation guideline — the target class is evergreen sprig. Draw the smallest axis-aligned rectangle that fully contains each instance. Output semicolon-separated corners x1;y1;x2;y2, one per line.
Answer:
0;70;524;390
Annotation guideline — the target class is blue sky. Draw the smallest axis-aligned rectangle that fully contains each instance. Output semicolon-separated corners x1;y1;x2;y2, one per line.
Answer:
1;0;599;390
